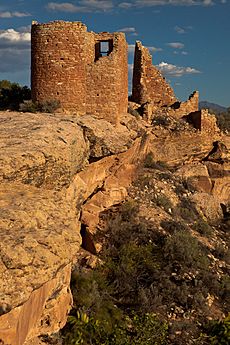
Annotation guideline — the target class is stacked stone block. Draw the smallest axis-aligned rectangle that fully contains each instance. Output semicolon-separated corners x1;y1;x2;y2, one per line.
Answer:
132;41;176;106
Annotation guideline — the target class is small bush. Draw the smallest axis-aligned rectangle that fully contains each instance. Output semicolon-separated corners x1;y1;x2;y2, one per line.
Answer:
0;80;31;110
152;115;171;127
202;314;230;345
144;153;169;171
192;219;213;237
164;231;209;269
39;99;60;113
62;312;168;345
120;200;139;221
19;99;60;113
161;220;187;234
176;197;199;223
155;194;173;213
19;100;38;113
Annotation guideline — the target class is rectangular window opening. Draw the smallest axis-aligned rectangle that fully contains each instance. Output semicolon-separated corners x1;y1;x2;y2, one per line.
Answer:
95;39;113;61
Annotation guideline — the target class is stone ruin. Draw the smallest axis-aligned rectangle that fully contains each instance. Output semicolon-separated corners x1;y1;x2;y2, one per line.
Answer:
31;21;128;125
31;20;218;132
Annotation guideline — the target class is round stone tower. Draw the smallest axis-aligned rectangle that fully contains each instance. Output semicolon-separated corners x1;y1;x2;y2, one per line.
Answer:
31;21;88;113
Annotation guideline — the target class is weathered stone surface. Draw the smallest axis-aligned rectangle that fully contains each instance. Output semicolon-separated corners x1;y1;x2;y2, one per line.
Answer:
31;21;128;124
167;91;199;119
76;114;140;158
176;163;213;194
186;109;219;133
0;182;81;344
204;141;229;163
192;192;223;222
132;41;176;106
0;263;72;345
206;162;230;203
0;112;88;189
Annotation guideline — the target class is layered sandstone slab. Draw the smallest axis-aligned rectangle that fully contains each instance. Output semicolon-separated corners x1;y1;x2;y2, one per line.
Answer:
0;111;88;189
0;112;86;344
0;183;81;344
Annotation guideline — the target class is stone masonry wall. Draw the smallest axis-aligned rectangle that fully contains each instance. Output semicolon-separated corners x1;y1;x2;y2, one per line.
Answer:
132;41;176;106
187;109;219;133
31;21;88;114
164;91;199;119
31;21;128;124
85;32;128;125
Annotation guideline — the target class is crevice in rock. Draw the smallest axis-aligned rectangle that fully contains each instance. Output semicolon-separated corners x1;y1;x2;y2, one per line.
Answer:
80;224;97;255
82;182;105;207
88;156;104;164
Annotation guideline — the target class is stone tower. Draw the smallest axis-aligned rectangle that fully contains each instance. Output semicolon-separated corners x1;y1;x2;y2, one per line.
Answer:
31;21;128;124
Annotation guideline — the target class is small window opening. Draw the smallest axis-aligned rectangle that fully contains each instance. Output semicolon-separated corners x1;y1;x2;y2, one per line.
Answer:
95;39;113;61
100;41;109;56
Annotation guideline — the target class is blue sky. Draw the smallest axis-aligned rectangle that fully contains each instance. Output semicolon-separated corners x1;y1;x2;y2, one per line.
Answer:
0;0;229;106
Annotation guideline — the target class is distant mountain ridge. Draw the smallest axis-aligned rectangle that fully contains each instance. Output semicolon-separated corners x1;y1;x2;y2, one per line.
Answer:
199;101;227;113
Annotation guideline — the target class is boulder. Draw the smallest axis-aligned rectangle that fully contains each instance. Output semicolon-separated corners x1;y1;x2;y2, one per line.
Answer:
0;112;88;189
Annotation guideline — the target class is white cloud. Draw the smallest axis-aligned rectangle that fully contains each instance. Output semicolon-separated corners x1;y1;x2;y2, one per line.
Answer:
0;11;31;18
79;0;113;10
118;0;216;8
167;42;185;49
157;61;201;77
128;63;134;72
118;27;138;36
47;1;113;12
128;44;162;53
118;2;133;8
0;28;31;73
174;26;186;34
174;25;193;34
0;29;31;48
118;27;136;33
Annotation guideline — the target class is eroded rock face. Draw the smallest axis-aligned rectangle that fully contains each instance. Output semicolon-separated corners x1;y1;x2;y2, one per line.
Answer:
0;110;229;344
0;112;88;189
0;182;81;344
76;114;140;158
0;112;85;344
0;111;142;344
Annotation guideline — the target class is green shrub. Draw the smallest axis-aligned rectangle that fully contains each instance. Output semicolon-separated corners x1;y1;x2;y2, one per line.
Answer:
192;219;213;237
0;80;31;110
155;194;173;213
144;153;169;171
202;314;230;345
19;99;60;113
152;115;171;127
19;100;38;113
160;220;187;234
62;312;168;345
164;231;209;269
38;99;60;113
176;197;199;223
120;200;139;221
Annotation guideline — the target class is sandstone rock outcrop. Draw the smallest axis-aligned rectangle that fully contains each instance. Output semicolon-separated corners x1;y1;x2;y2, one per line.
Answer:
0;111;142;344
0;109;229;344
0;112;88;189
76;114;140;158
